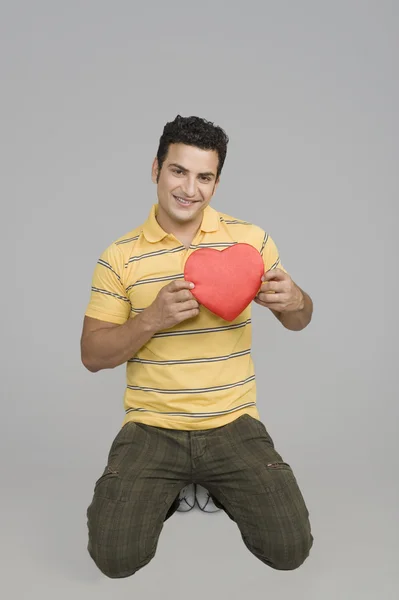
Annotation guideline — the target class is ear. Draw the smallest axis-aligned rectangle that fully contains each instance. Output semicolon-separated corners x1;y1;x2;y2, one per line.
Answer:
151;157;159;183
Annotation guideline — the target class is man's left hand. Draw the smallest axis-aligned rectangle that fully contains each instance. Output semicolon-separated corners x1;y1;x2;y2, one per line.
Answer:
254;268;304;313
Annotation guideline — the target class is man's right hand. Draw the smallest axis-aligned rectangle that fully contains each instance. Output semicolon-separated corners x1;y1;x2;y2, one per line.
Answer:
143;280;200;333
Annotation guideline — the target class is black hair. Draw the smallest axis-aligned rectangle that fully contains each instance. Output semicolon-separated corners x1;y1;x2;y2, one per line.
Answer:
156;115;229;182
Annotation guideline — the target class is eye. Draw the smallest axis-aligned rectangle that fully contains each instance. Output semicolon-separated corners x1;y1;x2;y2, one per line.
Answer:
172;168;184;175
200;176;211;182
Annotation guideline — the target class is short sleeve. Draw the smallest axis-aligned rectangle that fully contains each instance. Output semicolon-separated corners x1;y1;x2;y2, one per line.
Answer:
259;231;289;275
85;243;131;325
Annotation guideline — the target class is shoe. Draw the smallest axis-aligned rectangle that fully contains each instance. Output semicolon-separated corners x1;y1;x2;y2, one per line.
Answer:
195;484;222;513
177;483;196;512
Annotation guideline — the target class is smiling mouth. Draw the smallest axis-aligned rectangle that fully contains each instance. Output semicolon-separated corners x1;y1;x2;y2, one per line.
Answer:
173;195;199;206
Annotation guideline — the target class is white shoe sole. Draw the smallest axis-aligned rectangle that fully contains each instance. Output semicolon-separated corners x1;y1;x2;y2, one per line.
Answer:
196;484;222;513
176;484;196;512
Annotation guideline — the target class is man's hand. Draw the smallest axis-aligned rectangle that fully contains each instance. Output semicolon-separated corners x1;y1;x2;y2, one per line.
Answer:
144;280;200;333
254;268;304;313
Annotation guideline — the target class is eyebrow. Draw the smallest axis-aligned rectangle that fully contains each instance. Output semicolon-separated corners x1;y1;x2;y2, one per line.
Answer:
168;162;216;178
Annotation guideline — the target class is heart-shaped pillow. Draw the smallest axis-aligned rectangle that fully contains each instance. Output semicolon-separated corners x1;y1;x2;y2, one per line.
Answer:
184;243;264;321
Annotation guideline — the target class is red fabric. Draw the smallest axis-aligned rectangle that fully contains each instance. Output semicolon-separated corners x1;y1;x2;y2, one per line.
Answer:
184;243;264;321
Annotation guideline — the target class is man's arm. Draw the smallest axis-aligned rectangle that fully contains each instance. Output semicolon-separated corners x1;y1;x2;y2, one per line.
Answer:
80;313;157;372
254;269;313;332
270;286;313;331
81;280;200;372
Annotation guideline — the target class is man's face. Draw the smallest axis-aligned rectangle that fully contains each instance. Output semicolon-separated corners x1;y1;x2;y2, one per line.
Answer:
151;143;220;229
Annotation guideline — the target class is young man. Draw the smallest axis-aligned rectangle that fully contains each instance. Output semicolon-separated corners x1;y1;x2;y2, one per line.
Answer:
81;115;314;579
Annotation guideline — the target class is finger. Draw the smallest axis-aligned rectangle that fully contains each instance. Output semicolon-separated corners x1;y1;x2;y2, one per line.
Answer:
259;281;284;294
178;299;199;311
254;297;285;311
177;307;200;321
256;292;287;304
261;268;287;282
173;289;196;303
170;279;195;291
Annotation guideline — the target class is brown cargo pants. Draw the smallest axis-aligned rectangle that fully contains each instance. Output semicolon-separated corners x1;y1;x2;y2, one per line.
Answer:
86;413;313;578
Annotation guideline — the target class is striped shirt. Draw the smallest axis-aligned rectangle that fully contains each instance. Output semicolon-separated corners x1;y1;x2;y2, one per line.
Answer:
85;203;287;430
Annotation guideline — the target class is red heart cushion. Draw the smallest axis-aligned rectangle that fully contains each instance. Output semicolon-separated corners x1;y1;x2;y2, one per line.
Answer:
184;243;264;321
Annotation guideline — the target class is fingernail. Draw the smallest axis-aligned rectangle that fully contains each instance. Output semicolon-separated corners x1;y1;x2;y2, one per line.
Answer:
189;283;195;288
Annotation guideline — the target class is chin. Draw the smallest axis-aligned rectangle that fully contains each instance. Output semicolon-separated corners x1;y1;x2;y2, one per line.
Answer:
171;204;200;218
172;211;196;223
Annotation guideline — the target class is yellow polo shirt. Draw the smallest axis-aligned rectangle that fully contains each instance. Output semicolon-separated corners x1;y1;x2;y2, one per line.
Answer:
85;203;286;430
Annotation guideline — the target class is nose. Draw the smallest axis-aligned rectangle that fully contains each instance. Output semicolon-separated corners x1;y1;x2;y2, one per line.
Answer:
181;176;197;198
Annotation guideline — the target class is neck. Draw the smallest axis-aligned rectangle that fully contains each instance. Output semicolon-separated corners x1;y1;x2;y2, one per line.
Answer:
156;208;202;248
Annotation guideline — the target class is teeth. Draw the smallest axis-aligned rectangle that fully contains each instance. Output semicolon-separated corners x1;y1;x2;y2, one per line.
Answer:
176;197;192;204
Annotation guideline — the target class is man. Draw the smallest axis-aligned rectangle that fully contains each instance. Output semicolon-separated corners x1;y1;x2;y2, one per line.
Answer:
81;115;314;579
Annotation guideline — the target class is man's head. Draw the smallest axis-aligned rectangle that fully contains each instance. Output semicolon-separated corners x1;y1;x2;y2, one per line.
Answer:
151;115;229;231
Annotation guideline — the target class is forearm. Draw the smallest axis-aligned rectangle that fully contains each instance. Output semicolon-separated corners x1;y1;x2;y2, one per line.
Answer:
82;311;157;372
276;287;313;331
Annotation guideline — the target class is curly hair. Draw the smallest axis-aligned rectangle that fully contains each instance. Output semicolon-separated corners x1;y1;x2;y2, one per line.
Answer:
156;115;229;182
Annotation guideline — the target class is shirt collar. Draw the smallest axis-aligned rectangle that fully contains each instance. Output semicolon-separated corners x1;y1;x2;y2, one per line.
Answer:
142;203;220;243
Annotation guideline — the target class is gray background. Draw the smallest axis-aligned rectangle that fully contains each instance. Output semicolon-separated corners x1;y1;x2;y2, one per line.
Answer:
2;0;398;598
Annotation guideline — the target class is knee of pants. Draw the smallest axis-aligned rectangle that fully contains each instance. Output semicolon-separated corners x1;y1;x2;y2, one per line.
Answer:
86;501;160;579
248;531;313;571
87;538;155;579
271;538;313;571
